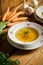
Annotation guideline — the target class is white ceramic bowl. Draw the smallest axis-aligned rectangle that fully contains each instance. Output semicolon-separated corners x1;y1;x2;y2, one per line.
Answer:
34;6;43;23
7;22;43;50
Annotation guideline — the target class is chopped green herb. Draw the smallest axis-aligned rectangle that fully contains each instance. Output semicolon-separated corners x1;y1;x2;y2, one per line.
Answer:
24;31;29;34
23;30;29;37
13;59;20;65
0;52;20;65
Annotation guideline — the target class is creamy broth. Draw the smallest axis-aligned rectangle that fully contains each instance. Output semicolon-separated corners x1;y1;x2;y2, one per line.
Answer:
15;27;39;42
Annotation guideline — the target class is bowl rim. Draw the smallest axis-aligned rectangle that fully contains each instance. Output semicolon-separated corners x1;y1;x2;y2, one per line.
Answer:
36;6;43;19
8;21;42;45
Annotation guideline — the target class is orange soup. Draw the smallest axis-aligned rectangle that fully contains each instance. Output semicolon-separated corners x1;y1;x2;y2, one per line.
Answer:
15;27;39;42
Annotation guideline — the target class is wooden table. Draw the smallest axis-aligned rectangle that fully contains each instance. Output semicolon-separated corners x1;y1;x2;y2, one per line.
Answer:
9;47;43;65
0;0;43;65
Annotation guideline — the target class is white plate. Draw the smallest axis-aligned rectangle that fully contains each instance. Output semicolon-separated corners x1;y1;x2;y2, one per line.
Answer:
7;22;43;50
7;35;42;50
36;6;43;19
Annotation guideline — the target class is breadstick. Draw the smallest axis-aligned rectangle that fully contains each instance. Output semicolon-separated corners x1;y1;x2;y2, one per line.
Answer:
7;17;28;27
8;11;25;21
1;7;9;21
12;17;28;21
6;3;23;20
7;21;20;27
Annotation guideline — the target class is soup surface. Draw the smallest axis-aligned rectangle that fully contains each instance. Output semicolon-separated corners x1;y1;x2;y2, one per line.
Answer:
15;27;39;42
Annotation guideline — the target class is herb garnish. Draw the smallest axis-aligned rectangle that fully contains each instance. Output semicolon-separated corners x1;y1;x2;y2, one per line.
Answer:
0;52;20;65
24;31;29;34
23;30;29;37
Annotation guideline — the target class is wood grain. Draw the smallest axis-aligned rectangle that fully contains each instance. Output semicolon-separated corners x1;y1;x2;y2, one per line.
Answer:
1;0;23;14
9;47;43;65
